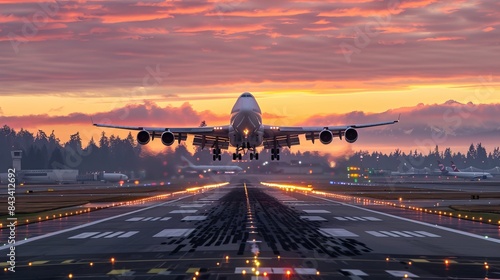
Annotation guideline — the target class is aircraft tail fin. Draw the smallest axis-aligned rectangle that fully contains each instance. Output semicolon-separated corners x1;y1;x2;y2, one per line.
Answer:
450;161;460;172
437;160;446;173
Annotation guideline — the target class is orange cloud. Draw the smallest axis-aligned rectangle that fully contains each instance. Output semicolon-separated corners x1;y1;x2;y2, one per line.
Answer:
418;36;466;41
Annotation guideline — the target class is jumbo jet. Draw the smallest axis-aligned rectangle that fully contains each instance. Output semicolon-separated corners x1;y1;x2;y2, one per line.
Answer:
437;160;492;180
180;156;243;173
94;92;398;161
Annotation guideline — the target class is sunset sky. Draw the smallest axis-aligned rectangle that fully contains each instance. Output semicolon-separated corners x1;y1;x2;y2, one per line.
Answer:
1;0;499;157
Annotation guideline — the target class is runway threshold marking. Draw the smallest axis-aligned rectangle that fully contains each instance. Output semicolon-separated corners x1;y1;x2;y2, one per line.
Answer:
68;231;139;239
313;195;500;244
335;216;382;221
0;195;194;251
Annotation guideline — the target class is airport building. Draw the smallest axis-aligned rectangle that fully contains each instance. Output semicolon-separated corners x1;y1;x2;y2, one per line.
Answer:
0;150;79;184
0;150;129;184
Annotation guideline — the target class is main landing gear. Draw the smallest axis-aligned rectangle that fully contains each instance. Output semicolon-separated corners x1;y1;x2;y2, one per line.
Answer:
233;142;259;161
212;148;222;161
271;148;280;161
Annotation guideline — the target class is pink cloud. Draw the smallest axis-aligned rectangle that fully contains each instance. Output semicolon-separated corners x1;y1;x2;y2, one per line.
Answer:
0;0;498;96
418;36;466;41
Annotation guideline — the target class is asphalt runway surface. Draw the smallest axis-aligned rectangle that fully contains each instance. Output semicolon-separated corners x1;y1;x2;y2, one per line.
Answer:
1;180;500;279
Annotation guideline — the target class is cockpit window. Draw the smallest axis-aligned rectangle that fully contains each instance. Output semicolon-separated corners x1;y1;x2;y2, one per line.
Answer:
241;93;253;97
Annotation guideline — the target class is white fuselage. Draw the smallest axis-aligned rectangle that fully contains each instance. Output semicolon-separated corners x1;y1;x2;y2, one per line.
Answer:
229;92;263;148
101;173;128;182
447;171;493;180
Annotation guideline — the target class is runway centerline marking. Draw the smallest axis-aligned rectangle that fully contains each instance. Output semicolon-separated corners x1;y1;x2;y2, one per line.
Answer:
313;194;500;244
0;195;194;251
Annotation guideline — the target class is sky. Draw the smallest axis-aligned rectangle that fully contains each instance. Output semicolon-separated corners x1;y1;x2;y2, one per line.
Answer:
1;0;499;157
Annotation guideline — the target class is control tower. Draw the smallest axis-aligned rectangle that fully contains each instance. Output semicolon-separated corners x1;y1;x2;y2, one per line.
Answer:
11;150;22;171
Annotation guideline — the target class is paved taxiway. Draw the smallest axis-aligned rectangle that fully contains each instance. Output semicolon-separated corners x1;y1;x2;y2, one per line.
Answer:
2;181;500;279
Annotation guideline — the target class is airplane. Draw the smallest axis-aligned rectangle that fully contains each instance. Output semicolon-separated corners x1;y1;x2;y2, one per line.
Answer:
450;161;492;180
179;156;243;174
437;160;492;180
94;92;399;161
101;172;129;182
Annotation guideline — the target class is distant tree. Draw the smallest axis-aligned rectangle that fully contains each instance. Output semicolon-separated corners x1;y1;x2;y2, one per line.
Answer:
48;148;65;169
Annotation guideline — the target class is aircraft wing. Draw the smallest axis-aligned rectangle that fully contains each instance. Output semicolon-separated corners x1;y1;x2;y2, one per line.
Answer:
262;119;398;149
93;123;231;149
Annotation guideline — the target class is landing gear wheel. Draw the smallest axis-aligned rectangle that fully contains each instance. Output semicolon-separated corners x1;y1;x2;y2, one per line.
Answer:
276;155;280;161
255;153;259;160
218;155;221;161
238;153;242;160
213;155;216;161
232;153;237;160
250;153;254;160
271;155;275;161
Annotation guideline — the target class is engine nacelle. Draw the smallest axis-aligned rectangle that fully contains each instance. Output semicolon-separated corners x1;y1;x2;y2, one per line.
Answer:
319;129;333;144
137;130;151;145
344;128;358;143
161;131;175;146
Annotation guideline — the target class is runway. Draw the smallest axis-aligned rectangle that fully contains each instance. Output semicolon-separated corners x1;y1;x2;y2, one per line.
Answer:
2;180;500;279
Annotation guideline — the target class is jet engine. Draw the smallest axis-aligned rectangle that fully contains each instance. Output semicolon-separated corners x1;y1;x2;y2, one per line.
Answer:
319;129;333;144
161;131;175;146
344;128;358;143
137;130;151;145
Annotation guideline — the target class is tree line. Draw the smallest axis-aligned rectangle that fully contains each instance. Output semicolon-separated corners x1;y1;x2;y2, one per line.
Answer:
342;143;500;172
1;125;499;178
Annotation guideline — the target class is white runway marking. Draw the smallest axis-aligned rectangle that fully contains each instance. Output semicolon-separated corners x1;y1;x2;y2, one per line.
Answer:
415;231;441;237
366;231;440;238
126;217;144;222
365;231;388;237
153;228;194;237
118;231;139;238
170;210;198;214
68;232;99;239
294;268;318;275
126;217;171;222
181;216;207;221
319;228;359;237
0;195;194;251
303;210;331;214
340;269;369;276
91;232;113;239
68;231;139;239
335;216;381;221
300;216;327;221
104;231;125;238
180;204;207;208
386;270;419;277
314;195;500;244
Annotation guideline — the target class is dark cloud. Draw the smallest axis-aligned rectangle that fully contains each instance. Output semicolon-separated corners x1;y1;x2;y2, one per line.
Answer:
0;1;498;95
